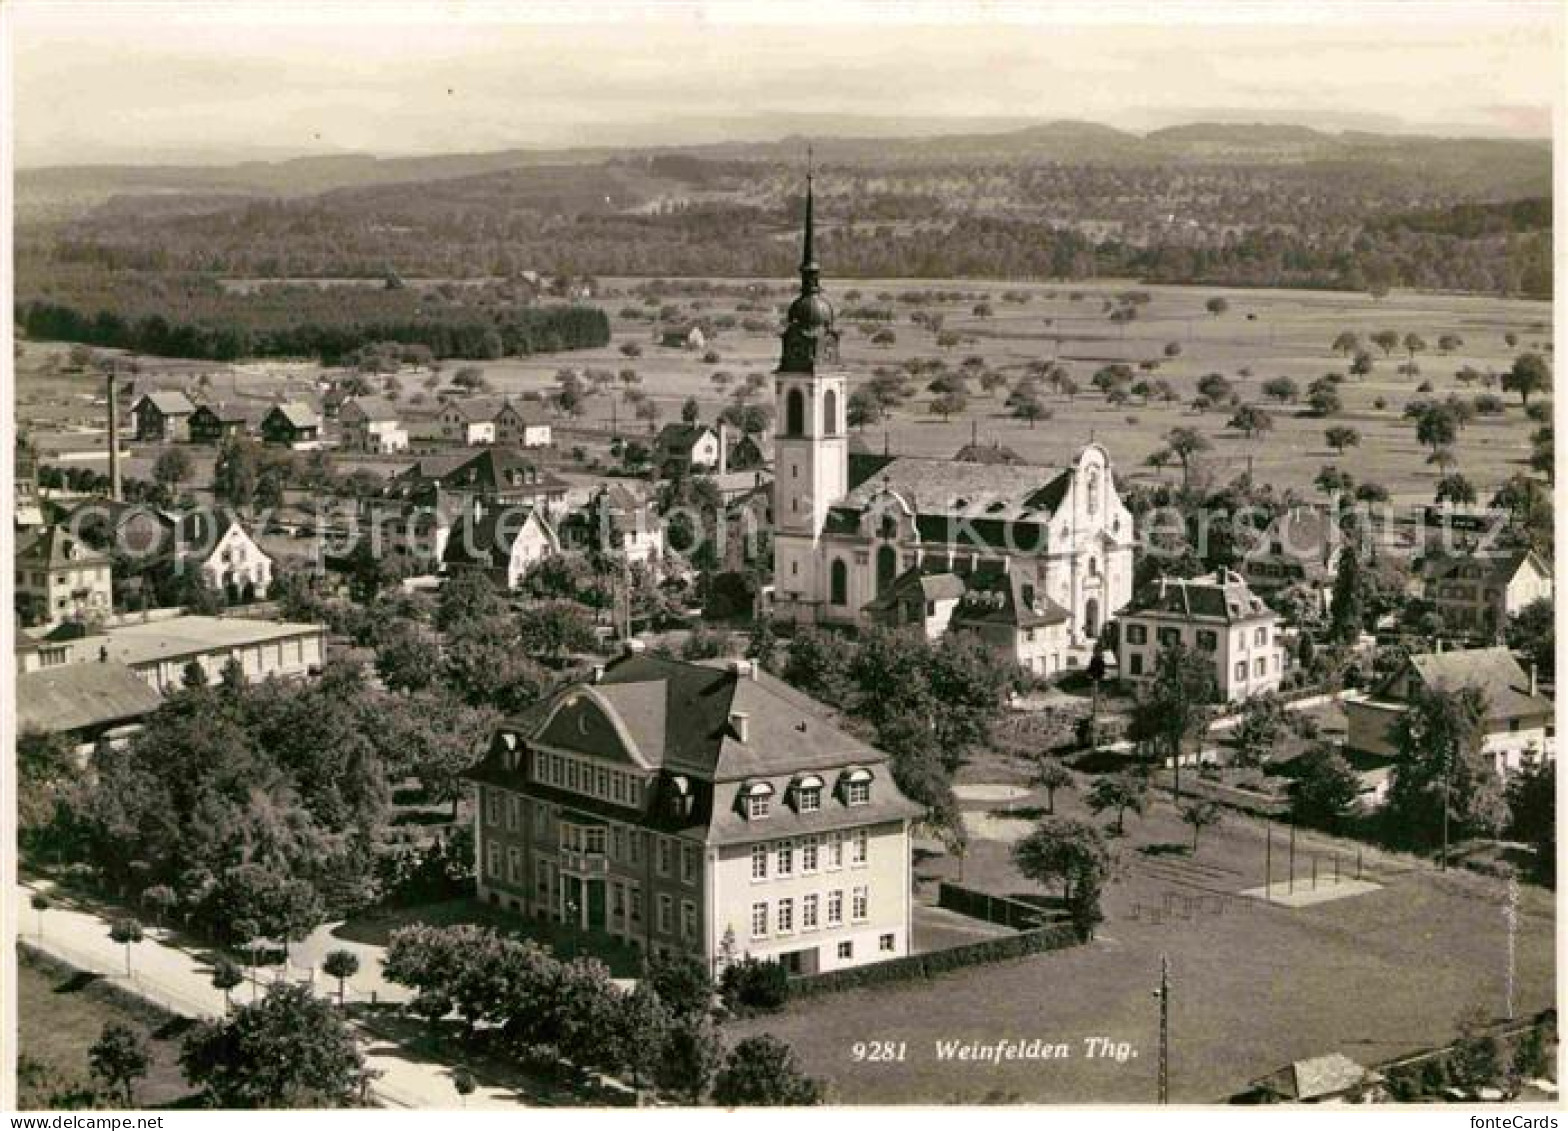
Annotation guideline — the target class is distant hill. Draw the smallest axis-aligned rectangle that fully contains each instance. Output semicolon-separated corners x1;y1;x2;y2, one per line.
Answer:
18;119;1550;224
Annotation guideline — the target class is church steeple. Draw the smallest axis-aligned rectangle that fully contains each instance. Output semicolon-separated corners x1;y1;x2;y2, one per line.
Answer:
778;149;838;375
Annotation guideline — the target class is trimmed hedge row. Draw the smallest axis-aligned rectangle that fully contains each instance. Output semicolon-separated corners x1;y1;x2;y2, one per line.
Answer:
788;921;1082;999
937;882;1053;930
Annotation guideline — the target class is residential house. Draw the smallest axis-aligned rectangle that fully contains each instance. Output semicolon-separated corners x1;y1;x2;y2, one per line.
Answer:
169;509;274;602
338;396;409;454
1240;507;1341;614
494;399;553;449
565;484;666;567
655;424;722;475
862;566;967;642
1419;549;1554;640
130;391;196;442
1115;570;1284;703
16;661;164;758
442;503;561;590
188;402;264;444
399;448;572;519
465;651;922;973
951;570;1074;676
260;402;322;449
1345;646;1554;775
15;525;113;628
438;398;501;446
1244;1054;1382;1104
19;614;327;691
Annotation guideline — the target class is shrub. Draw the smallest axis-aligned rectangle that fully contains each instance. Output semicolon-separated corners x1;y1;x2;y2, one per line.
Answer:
719;956;790;1014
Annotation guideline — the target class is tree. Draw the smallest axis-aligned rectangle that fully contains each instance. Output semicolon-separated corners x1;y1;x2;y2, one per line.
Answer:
1308;386;1343;417
1155;427;1211;488
1010;390;1048;428
1331;330;1360;356
656;1014;724;1103
1402;332;1426;362
1206;296;1230;317
1324;425;1360;454
1232;693;1286;768
153;447;193;495
89;1023;149;1107
1261;377;1298;404
712;1035;825;1106
643;950;713;1021
1350;350;1375;378
437;567;505;632
110;918;143;977
322;950;361;1007
1503;352;1550;406
1506;759;1555;885
929;391;967;421
1505;598;1554;682
30;892;50;938
450;1066;476;1107
846;388;883;430
1433;473;1476;506
180;982;367;1108
1328;544;1365;643
1179;800;1222;854
1371;330;1400;356
1130;642;1216;800
212;957;245;1012
374;622;442;693
1387;685;1507;853
612;981;671;1093
1011;817;1110;899
1087;773;1149;835
1415;404;1458;455
1228;404;1274;439
1031;757;1074;815
141;883;178;929
1289;743;1363;830
680;397;700;425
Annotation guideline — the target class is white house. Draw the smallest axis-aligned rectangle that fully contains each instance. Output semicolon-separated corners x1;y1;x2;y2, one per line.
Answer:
339;396;410;454
172;510;273;602
1115;569;1285;703
494;400;553;449
441;502;560;590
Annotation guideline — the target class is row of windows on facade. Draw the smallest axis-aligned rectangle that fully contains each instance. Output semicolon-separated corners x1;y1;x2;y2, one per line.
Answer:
750;888;877;941
1124;623;1271;649
750;830;868;879
531;750;647;808
1125;651;1278;680
782;387;840;438
485;792;701;882
484;846;699;939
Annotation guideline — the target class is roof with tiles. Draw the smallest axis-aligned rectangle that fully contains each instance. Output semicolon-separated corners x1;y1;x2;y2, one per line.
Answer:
441;505;556;569
468;652;921;844
1380;646;1553;722
952;570;1072;630
266;402;321;430
16;661;164;736
16;525;110;568
1122;569;1274;624
134;391;196;416
841;455;1074;522
1420;548;1551;586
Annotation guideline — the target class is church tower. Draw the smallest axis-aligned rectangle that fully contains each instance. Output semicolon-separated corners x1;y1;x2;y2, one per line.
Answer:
772;162;848;623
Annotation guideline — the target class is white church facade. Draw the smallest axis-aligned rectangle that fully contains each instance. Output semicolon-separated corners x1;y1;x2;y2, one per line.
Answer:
769;176;1136;673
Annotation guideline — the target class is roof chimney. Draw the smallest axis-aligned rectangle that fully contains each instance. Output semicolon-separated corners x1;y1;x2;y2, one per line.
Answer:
592;664;605;684
729;710;750;742
106;372;123;503
730;658;757;680
624;638;646;655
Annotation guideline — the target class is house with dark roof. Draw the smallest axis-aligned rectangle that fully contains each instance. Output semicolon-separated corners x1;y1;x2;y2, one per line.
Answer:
260;402;322;448
338;396;409;454
1345;646;1554;775
493;399;552;449
188;402;265;444
658;324;707;351
441;503;560;590
169;509;274;602
562;484;665;566
1115;569;1284;702
655;423;722;474
16;661;165;757
465;650;922;973
764;173;1133;666
130;390;196;442
15;525;113;628
1419;548;1553;640
438;397;505;446
1240;507;1342;614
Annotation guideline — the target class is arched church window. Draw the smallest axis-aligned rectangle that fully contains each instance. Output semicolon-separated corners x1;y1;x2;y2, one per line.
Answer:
830;560;848;606
786;388;806;437
879;514;898;540
823;389;838;435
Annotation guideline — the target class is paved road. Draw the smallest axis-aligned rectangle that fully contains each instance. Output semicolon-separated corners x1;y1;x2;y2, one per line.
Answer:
15;880;530;1109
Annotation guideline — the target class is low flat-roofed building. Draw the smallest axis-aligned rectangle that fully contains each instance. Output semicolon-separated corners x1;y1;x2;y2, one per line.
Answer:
19;614;327;691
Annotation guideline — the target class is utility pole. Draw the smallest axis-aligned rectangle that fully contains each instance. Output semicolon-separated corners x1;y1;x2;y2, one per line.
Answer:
1154;955;1170;1104
1288;820;1296;895
1264;818;1273;901
1441;737;1452;871
1505;873;1519;1020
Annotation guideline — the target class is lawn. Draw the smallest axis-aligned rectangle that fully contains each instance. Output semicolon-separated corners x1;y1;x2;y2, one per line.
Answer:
731;772;1555;1104
16;945;198;1110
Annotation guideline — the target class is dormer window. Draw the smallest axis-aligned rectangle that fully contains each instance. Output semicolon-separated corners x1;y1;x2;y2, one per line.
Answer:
744;781;775;820
842;768;873;806
793;774;824;813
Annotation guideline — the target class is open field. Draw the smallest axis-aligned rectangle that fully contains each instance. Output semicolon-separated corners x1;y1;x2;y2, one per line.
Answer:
19;278;1549;505
17;945;196;1109
730;776;1555;1103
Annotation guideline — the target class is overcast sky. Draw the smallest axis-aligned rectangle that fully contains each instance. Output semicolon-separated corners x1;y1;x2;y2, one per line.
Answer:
9;0;1560;167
